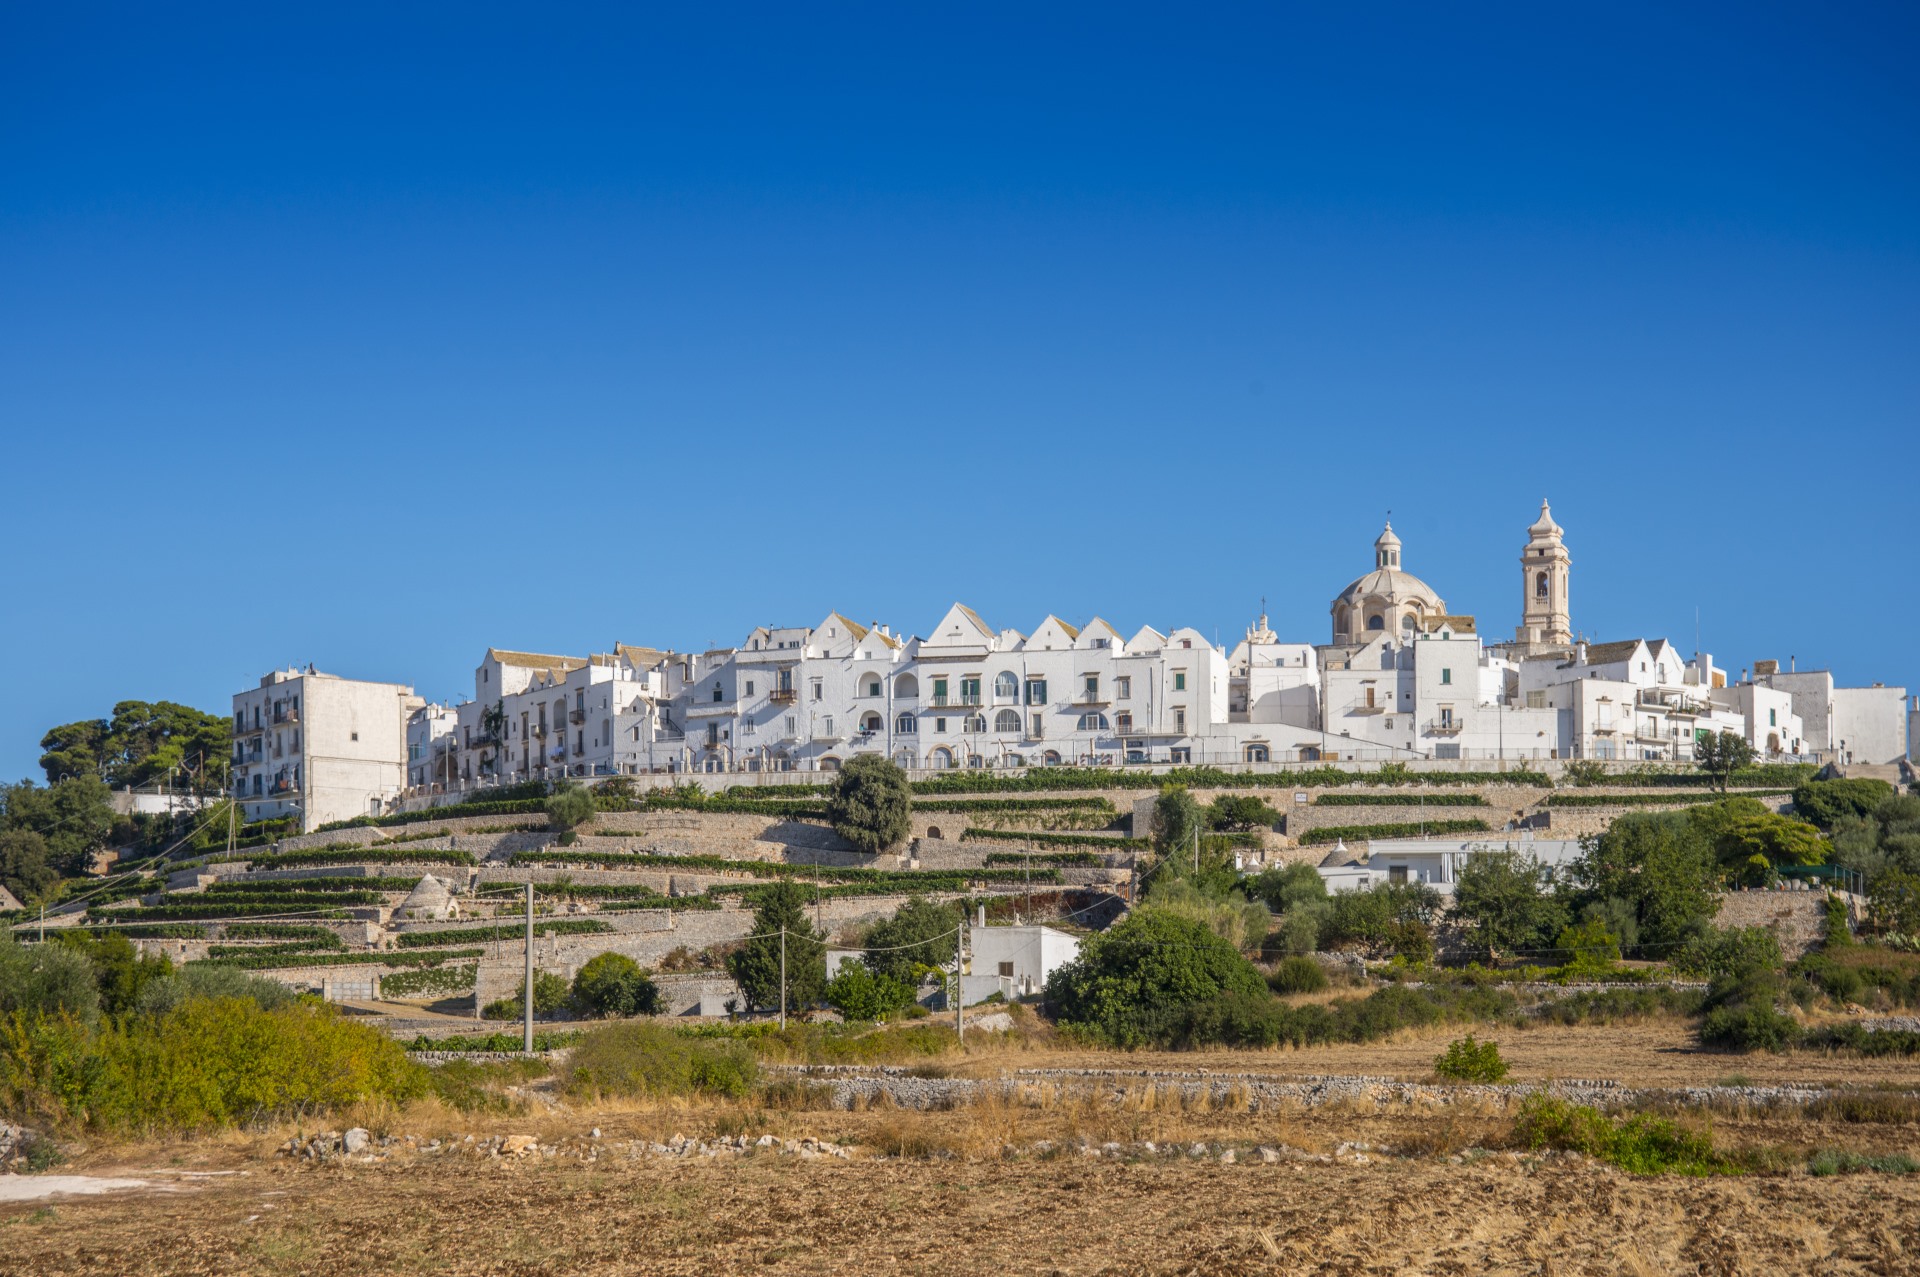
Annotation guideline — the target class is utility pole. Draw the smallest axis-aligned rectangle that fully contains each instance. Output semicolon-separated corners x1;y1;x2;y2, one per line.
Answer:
954;914;966;1043
523;882;534;1054
779;927;788;1030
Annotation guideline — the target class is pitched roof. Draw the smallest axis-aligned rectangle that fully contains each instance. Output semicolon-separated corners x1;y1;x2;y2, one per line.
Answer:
824;612;870;642
1570;639;1644;667
1421;614;1478;634
615;643;670;668
488;648;588;672
953;603;991;635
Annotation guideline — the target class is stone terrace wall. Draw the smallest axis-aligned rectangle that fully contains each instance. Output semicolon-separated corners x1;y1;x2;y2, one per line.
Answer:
1715;890;1831;960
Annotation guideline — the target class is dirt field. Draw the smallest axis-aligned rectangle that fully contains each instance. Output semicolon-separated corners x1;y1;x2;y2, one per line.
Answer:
5;1019;1920;1276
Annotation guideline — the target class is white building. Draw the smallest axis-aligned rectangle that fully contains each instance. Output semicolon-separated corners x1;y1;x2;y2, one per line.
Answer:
1315;836;1585;896
231;667;421;831
965;924;1081;1002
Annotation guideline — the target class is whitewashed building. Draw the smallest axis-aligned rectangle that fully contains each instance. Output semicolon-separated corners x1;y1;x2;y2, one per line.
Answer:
231;667;420;831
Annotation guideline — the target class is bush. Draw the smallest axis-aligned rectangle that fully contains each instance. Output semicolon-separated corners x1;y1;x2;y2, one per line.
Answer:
0;933;102;1026
1268;956;1328;995
1207;794;1280;832
1045;909;1271;1047
1698;972;1802;1052
570;953;662;1018
1514;1095;1730;1175
482;970;572;1021
1434;1034;1509;1082
561;1022;757;1099
824;963;916;1021
1669;926;1782;980
134;963;297;1016
1324;881;1442;952
827;755;912;854
862;896;959;984
1554;919;1623;975
0;997;425;1133
1793;778;1895;829
1298;819;1491;846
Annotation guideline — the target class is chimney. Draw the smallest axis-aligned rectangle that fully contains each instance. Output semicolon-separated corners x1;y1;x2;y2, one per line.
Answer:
977;904;986;928
1574;641;1588;664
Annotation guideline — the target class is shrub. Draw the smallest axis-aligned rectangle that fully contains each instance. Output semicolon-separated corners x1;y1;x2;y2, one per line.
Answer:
1434;1033;1509;1082
0;997;425;1134
1268;956;1328;995
1045;909;1271;1047
561;1022;757;1099
1699;974;1802;1052
482;970;571;1021
1299;819;1491;845
1669;927;1783;980
0;933;102;1026
1554;919;1623;975
1514;1095;1730;1175
824;963;916;1021
827;755;912;854
1149;785;1205;855
1207;794;1280;832
1793;778;1895;829
134;963;297;1016
545;782;596;842
379;964;477;999
570;953;662;1019
1324;881;1442;952
1808;1149;1920;1176
862;896;959;984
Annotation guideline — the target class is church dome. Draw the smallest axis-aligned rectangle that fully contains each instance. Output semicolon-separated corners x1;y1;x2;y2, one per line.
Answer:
1330;522;1446;644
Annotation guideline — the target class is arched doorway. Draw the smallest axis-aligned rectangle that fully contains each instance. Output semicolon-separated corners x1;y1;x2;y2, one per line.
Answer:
928;747;955;769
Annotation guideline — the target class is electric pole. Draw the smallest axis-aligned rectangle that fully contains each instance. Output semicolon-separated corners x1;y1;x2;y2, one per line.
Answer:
779;926;788;1030
523;882;534;1054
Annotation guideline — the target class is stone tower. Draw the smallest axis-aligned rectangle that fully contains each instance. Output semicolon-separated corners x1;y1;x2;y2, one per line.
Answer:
1516;499;1571;648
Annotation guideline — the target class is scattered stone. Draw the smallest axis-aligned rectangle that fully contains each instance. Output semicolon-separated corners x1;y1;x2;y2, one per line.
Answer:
590;1128;602;1139
501;1135;539;1157
1258;1147;1280;1164
343;1129;371;1156
1219;1150;1236;1165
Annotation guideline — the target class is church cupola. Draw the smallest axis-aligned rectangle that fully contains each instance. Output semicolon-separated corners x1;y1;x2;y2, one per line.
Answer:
1374;522;1402;569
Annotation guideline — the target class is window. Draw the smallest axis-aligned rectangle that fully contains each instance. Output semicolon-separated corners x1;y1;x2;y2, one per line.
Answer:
865;678;881;697
810;679;823;702
1439;706;1455;728
1026;678;1048;705
1441;668;1452;685
994;671;1018;700
1115;711;1132;733
1076;712;1109;731
785;715;796;736
994;709;1020;732
712;683;724;702
933;676;949;703
1083;675;1099;699
895;713;917;734
1173;707;1186;733
706;724;719;745
1536;572;1549;598
745;680;755;696
964;714;986;733
935;717;948;733
997;961;1014;978
1116;676;1131;699
961;676;981;703
1173;672;1186;691
1526;690;1546;709
1768;708;1777;726
350;731;359;742
860;712;882;733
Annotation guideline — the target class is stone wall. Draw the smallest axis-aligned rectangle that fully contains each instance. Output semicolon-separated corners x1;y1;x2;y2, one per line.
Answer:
1714;889;1832;960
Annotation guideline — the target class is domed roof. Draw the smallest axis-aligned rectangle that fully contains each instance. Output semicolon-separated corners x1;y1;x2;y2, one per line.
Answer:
397;874;456;921
1334;567;1445;606
1374;521;1402;551
1528;499;1563;540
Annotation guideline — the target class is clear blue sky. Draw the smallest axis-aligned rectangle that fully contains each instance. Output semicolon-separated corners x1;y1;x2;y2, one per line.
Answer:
3;3;1915;781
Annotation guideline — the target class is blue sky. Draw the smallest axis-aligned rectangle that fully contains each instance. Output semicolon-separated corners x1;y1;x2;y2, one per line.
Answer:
2;3;1915;781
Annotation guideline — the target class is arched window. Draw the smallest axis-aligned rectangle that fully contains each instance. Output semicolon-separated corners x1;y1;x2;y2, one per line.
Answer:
1335;604;1352;636
859;712;882;733
894;673;919;699
1536;571;1550;599
1041;749;1062;765
818;755;842;772
1366;614;1385;631
993;709;1020;733
1244;744;1270;763
994;671;1019;700
1076;712;1110;731
895;713;917;734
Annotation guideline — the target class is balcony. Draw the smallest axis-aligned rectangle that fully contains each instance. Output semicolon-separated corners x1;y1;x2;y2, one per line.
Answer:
568;709;587;725
929;694;982;709
769;688;799;706
1346;698;1388;715
654;726;686;743
272;705;300;725
1022;723;1046;741
1426;718;1464;735
814;726;847;743
531;725;547;738
1073;692;1109;706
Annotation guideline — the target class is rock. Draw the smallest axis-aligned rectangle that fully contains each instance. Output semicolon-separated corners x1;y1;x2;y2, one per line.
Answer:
343;1129;371;1155
590;1128;602;1139
501;1135;539;1157
1189;1143;1209;1158
1258;1147;1280;1164
1219;1150;1237;1165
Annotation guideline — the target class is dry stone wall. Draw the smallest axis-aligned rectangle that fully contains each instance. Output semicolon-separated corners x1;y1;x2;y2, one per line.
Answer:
1714;890;1831;960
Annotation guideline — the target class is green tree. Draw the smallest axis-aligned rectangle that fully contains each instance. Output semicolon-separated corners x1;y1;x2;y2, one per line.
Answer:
545;781;596;844
1149;784;1204;857
1143;877;1271;953
1451;850;1568;960
862;895;958;984
1044;908;1271;1047
824;962;915;1020
1694;730;1755;792
1793;778;1895;829
39;701;233;791
1572;811;1720;948
1669;926;1782;979
1323;881;1442;953
1207;794;1280;832
1867;868;1920;936
0;829;58;906
51;930;174;1018
1555;919;1622;972
727;881;826;1012
570;952;662;1018
1244;862;1328;914
135;963;295;1017
482;969;571;1020
827;755;912;854
0;775;118;877
1711;812;1828;875
0;931;102;1024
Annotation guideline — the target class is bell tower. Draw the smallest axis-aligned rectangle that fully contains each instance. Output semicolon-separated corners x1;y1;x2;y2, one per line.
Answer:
1516;499;1571;648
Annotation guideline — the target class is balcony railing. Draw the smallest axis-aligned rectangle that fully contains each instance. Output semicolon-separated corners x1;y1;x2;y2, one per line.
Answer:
1073;692;1109;706
929;693;982;708
1346;698;1388;715
568;709;586;725
1426;718;1464;735
769;688;798;705
273;706;300;725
